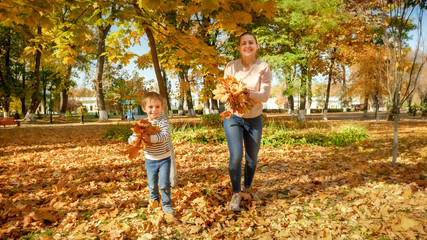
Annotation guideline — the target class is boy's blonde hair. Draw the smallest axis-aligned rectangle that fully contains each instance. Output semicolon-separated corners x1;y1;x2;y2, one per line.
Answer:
141;92;164;108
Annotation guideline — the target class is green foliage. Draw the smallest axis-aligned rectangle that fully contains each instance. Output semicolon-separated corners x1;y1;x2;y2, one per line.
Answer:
171;126;226;144
200;114;222;127
105;120;368;147
262;124;368;147
104;124;133;141
408;104;419;116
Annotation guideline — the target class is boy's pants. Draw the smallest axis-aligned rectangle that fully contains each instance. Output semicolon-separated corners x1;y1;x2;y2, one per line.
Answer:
145;157;171;206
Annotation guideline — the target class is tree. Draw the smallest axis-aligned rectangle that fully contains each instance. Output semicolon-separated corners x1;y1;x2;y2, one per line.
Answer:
49;1;92;119
0;25;25;117
377;0;426;165
348;44;389;123
86;2;122;121
256;0;343;122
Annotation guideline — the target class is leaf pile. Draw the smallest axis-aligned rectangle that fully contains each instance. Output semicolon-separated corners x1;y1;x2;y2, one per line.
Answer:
125;119;160;159
212;76;254;119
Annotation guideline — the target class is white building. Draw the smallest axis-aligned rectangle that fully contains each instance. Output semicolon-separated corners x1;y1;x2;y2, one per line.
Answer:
73;97;98;113
263;96;360;110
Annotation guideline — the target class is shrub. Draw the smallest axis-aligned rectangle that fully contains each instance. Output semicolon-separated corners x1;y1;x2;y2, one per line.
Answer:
200;114;222;127
261;124;368;147
105;120;368;148
171;127;226;144
104;124;133;141
329;125;368;146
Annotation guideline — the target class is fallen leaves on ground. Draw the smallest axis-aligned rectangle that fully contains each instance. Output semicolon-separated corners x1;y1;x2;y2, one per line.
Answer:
0;119;426;239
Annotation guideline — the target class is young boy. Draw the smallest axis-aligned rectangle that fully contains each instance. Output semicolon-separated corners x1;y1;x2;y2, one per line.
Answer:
128;92;175;215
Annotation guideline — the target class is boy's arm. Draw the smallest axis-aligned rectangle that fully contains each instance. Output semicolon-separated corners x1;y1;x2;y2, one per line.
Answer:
150;117;171;143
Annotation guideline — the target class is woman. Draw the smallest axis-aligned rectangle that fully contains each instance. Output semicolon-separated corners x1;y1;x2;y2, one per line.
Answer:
223;32;272;211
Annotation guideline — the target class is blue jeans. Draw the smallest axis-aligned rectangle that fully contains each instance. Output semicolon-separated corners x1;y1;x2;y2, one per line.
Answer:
145;157;171;206
223;115;263;193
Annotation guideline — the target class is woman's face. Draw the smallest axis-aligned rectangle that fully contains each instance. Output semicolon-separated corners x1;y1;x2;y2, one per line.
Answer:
238;34;258;59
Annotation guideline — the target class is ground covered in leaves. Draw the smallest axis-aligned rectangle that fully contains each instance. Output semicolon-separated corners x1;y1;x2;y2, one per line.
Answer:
0;118;426;239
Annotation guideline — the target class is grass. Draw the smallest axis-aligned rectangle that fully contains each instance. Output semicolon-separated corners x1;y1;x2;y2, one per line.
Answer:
104;118;368;147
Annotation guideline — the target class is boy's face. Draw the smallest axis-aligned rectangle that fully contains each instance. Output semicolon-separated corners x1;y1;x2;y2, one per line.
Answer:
143;99;163;121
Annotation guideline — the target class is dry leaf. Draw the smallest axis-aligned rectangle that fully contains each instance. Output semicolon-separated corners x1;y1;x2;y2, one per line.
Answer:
124;119;160;159
213;76;255;119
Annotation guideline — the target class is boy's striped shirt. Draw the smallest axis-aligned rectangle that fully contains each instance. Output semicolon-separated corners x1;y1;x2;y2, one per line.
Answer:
145;116;172;160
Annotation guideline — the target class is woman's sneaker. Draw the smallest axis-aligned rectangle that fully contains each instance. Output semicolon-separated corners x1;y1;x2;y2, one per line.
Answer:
162;205;176;215
229;193;241;211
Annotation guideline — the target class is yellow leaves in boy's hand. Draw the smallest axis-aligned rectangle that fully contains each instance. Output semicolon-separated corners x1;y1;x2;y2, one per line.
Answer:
213;76;255;119
124;119;160;159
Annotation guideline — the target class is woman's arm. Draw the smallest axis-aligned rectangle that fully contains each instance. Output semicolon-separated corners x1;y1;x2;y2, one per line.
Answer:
248;64;272;103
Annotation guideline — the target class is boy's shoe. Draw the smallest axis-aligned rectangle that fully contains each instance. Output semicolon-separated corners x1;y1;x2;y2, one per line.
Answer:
229;193;241;211
148;199;159;211
162;205;176;215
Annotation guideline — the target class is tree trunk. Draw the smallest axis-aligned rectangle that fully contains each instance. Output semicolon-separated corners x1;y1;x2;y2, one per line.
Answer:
145;26;169;117
0;67;10;118
162;70;173;117
391;93;400;166
43;86;47;115
298;65;307;122
59;66;72;118
178;97;184;115
204;100;210;114
186;90;195;117
288;95;294;116
0;35;11;117
341;64;348;112
307;70;312;115
387;93;398;121
373;93;380;124
211;98;219;114
24;26;42;122
59;90;68;118
363;95;369;118
94;25;111;121
324;60;334;121
391;110;400;166
20;69;26;115
323;73;332;121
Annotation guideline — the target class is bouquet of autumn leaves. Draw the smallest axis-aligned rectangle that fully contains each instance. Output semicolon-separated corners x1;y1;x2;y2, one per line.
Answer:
212;76;254;119
125;119;160;159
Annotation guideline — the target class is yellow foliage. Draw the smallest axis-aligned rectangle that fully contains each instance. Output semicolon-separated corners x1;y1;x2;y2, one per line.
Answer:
62;57;75;65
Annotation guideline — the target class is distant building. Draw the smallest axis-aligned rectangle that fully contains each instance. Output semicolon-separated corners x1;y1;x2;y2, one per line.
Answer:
263;96;363;110
72;97;98;113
